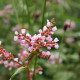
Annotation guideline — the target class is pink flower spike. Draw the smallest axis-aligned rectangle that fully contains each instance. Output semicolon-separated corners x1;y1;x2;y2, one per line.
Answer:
21;29;26;34
52;26;57;31
54;38;59;42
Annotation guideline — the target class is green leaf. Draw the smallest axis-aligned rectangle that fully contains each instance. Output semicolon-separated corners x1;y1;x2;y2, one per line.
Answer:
9;67;25;80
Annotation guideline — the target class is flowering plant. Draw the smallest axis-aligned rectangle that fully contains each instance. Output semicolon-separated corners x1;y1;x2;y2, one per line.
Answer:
0;18;59;80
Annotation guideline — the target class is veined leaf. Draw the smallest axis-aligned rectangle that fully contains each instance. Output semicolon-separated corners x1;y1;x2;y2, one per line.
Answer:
9;67;25;80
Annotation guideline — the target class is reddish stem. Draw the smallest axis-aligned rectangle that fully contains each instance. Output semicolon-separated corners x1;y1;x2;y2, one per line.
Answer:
13;59;26;68
26;54;35;80
27;54;35;67
27;67;30;80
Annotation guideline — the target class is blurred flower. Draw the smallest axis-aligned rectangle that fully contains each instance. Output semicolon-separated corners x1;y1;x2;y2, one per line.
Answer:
64;19;76;31
0;4;14;16
33;11;40;19
65;37;74;44
48;52;62;64
46;1;50;7
12;24;20;32
54;0;65;4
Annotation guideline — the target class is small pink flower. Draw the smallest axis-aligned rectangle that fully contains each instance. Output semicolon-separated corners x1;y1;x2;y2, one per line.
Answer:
47;47;51;50
54;44;59;49
46;51;50;55
54;38;59;42
52;26;57;31
31;41;34;45
39;29;42;33
43;26;47;31
28;46;33;52
47;19;51;27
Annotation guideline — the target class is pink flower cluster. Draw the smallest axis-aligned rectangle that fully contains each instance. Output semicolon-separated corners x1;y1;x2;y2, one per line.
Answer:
0;18;59;71
14;18;59;60
0;41;22;70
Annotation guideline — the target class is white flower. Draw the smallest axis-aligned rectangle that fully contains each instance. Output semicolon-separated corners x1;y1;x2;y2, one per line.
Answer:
39;71;43;75
46;51;50;55
54;44;59;49
32;35;38;40
21;29;26;34
52;26;57;31
47;19;51;27
0;41;2;45
21;40;25;44
54;38;59;42
37;34;41;38
43;26;47;31
14;36;18;41
14;58;18;62
26;33;31;37
15;31;18;35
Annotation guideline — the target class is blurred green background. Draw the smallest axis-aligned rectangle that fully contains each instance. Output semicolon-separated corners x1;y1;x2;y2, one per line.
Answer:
0;0;80;80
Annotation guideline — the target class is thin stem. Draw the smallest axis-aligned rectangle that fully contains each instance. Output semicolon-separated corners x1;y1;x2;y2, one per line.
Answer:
26;54;35;67
33;55;37;80
42;0;46;28
26;53;35;80
25;0;30;32
12;0;20;26
27;67;30;80
22;0;24;26
13;60;26;68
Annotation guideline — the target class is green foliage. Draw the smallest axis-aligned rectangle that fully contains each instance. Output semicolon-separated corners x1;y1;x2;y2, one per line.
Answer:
0;0;80;80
